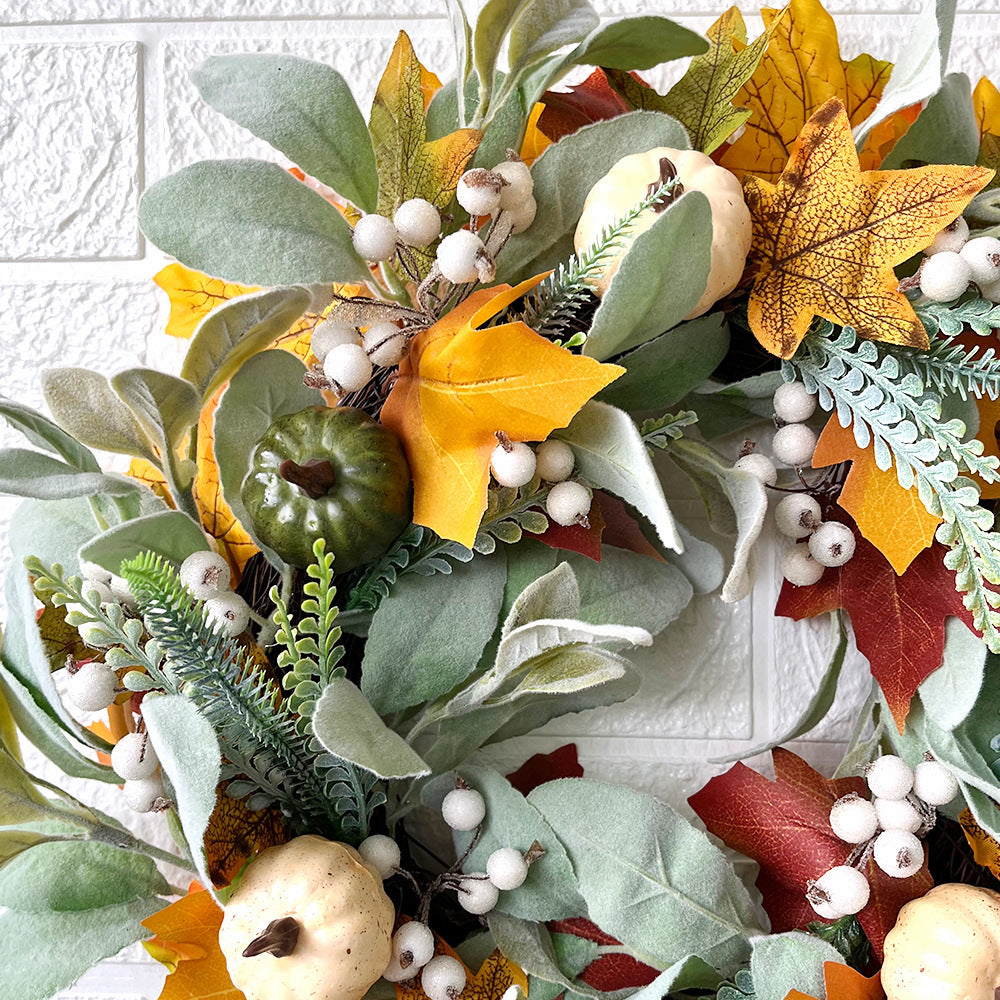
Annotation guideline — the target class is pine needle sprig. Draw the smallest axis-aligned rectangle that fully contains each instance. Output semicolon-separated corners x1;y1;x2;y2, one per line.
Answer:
787;323;1000;648
897;337;1000;401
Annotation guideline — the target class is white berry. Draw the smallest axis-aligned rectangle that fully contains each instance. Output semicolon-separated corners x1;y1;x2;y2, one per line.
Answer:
123;774;167;813
913;759;959;806
808;521;856;568
925;216;969;255
456;169;504;217
867;755;914;800
441;787;486;831
874;796;923;835
773;382;817;423
829;793;878;844
771;422;817;467
873;829;924;878
919;250;971;302
457;874;499;914
492;159;533;210
352;214;398;262
781;542;825;587
394;199;441;247
108;574;137;608
490;442;536;488
204;592;251;637
774;493;822;539
311;318;359;362
382;956;412;983
66;661;118;711
505;195;537;234
960;235;1000;286
392;922;435;974
535;439;575;483
545;480;592;526
358;834;401;879
486;847;529;890
420;955;467;1000
809;865;871;918
179;550;231;601
79;559;113;585
324;342;373;395
437;230;488;284
110;731;159;782
733;452;777;486
363;322;408;368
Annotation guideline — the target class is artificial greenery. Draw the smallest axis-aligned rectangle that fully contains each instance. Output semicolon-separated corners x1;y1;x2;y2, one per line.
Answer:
915;292;1000;337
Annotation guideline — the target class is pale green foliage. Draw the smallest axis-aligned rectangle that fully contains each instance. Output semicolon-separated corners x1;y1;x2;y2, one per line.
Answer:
915;293;1000;338
640;410;699;449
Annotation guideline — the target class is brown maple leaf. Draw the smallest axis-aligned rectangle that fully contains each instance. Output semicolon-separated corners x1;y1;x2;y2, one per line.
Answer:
537;69;634;142
745;98;992;359
689;748;932;959
774;519;977;729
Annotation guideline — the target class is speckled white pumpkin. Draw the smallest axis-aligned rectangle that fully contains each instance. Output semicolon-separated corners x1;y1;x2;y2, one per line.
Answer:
218;835;396;1000
573;147;752;318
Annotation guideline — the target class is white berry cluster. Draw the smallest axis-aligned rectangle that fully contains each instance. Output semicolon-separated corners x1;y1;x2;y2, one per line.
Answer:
113;729;170;814
918;218;1000;303
311;313;410;399
806;754;958;920
489;435;591;527
179;551;252;638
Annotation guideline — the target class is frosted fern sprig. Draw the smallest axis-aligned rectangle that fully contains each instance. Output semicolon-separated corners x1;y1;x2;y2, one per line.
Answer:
517;177;681;341
915;294;1000;338
787;323;1000;648
898;337;1000;401
641;410;699;450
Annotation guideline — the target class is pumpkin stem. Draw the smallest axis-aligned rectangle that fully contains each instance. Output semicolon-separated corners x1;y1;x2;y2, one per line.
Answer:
280;459;336;499
243;916;300;959
647;158;684;213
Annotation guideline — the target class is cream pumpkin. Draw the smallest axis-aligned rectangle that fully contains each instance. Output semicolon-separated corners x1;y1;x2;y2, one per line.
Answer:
881;883;1000;1000
573;147;752;319
218;835;396;1000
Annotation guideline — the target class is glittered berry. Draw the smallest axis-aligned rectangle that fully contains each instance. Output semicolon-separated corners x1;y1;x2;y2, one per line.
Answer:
111;731;160;782
960;235;1000;285
311;318;359;362
456;169;504;217
363;323;407;368
66;660;118;711
829;793;878;844
733;453;777;486
324;343;373;395
394;199;441;247
773;381;817;423
490;441;536;488
808;866;871;918
867;755;914;800
204;592;251;637
352;214;398;262
920;250;971;302
545;480;592;527
420;955;467;1000
925;216;969;255
391;922;435;975
492;159;533;210
913;758;959;806
534;439;575;483
456;874;499;914
437;230;491;284
179;550;231;601
874;796;923;835
781;543;825;587
123;774;167;813
441;787;486;831
808;521;856;568
358;834;401;879
771;423;817;467
873;829;924;878
774;493;822;539
486;847;529;890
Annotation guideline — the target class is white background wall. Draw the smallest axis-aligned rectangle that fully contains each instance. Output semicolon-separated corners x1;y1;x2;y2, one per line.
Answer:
2;2;998;996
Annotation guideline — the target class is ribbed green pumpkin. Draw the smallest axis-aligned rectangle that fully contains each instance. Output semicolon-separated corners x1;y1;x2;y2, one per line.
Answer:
241;406;412;571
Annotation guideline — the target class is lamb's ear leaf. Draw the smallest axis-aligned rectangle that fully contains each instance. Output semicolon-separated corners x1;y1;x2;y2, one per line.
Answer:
0;398;99;472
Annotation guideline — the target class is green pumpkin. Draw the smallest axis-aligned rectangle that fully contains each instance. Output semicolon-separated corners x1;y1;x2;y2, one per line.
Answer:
241;406;412;571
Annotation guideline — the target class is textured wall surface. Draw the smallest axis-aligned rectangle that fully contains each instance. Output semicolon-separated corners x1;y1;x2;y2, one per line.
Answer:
1;1;997;995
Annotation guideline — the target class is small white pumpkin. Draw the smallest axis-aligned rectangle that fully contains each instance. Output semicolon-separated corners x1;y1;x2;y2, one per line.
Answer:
573;147;752;319
218;835;396;1000
881;883;1000;1000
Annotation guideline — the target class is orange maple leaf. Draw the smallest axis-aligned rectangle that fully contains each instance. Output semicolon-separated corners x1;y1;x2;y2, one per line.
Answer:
142;889;241;1000
719;0;899;181
381;279;623;546
784;960;884;1000
745;99;992;359
396;940;527;1000
813;416;941;574
520;103;553;166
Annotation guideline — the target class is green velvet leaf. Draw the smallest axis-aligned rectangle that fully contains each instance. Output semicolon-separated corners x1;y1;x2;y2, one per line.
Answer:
750;932;843;1000
567;16;707;72
918;619;988;731
0;397;99;473
507;0;599;86
79;511;210;577
0;450;139;501
110;369;201;454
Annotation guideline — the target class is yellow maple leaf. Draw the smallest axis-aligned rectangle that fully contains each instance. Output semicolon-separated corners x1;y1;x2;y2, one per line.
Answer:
974;77;1000;139
519;103;552;166
153;264;257;340
745;99;992;359
719;0;894;182
142;889;241;1000
396;940;527;1000
381;278;623;547
813;416;941;574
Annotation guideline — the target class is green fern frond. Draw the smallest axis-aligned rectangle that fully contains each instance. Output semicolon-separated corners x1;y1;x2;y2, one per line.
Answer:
915;293;1000;338
898;338;1000;401
641;410;699;450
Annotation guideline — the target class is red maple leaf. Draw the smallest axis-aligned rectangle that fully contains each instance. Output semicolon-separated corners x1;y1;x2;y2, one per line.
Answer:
506;744;584;795
538;69;636;142
774;519;976;730
688;748;932;960
535;497;605;561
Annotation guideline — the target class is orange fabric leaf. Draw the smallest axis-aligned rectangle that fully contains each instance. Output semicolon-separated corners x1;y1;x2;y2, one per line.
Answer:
381;279;623;546
142;889;241;1000
396;942;527;1000
520;103;553;166
784;960;884;1000
745;99;992;359
719;0;892;182
813;416;941;573
959;807;1000;879
153;264;257;341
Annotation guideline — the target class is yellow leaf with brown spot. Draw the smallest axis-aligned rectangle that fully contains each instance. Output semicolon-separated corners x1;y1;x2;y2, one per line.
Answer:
719;0;893;182
142;889;241;1000
370;32;482;217
813;416;941;574
745;99;992;359
381;278;623;546
127;457;172;506
974;77;1000;139
520;103;552;166
153;264;257;340
396;940;527;1000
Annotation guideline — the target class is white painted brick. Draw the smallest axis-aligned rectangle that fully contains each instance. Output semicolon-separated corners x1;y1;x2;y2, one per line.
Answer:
0;44;141;261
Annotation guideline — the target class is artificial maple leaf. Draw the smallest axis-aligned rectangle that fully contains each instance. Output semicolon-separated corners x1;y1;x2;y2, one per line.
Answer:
775;519;976;729
959;807;1000;879
689;748;932;959
142;888;241;1000
153;264;257;340
396;943;527;1000
659;6;787;154
973;77;1000;187
506;744;584;796
380;279;623;546
542;919;660;992
784;961;884;1000
535;497;605;561
718;0;893;181
519;103;552;166
812;417;941;574
745;99;992;359
370;32;482;218
538;69;634;143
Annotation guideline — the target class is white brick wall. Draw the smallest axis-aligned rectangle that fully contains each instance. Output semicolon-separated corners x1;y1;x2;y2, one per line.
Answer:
1;4;997;995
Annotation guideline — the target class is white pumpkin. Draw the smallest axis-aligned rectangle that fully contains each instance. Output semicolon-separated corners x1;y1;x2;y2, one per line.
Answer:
218;835;396;1000
573;147;752;319
881;883;1000;1000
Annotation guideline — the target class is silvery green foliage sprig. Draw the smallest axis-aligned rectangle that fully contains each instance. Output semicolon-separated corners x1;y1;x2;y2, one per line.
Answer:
915;293;1000;338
